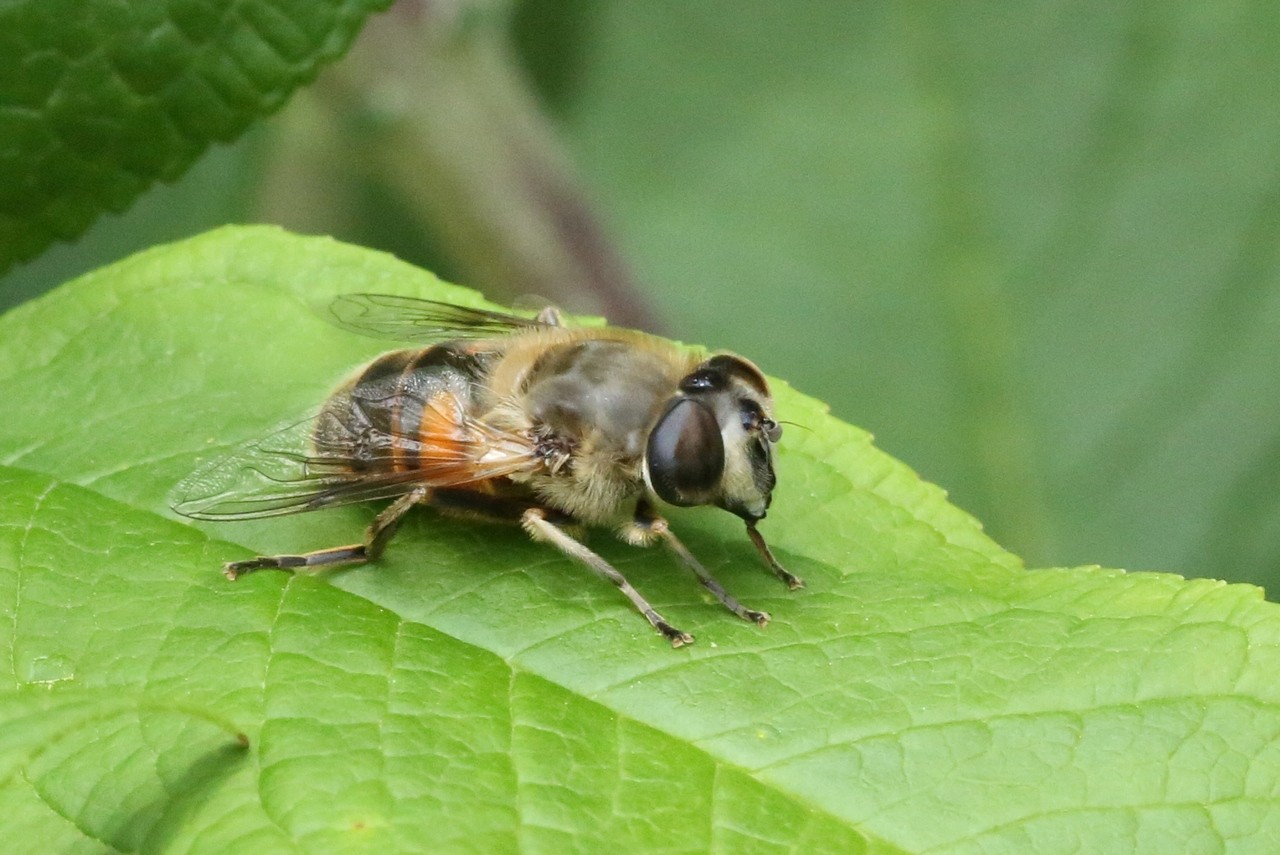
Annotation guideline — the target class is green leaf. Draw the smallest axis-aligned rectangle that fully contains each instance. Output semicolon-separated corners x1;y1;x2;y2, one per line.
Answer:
1;226;1278;852
0;0;391;273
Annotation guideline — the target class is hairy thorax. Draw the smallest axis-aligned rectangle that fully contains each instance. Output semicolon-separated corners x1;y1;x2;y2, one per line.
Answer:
485;332;699;524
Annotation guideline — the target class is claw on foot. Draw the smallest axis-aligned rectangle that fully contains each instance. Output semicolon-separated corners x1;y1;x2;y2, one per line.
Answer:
661;624;695;648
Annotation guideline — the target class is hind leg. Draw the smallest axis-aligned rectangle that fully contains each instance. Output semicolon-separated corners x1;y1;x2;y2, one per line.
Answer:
224;486;430;580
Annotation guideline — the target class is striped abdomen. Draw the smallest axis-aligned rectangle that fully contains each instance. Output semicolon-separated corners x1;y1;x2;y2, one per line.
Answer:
314;344;493;476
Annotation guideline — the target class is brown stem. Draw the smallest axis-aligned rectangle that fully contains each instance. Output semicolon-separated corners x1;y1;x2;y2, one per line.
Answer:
263;0;659;329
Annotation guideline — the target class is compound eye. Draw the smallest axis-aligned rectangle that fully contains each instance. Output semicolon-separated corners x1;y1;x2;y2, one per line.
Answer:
645;398;725;507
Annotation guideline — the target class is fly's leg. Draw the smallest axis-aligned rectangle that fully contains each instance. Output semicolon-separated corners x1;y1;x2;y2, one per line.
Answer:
746;523;804;589
427;488;553;523
624;501;770;627
430;490;692;647
224;486;430;580
522;507;694;648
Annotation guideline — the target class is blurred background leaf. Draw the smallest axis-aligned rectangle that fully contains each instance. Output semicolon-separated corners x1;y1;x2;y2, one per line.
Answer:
2;0;1278;593
0;0;392;272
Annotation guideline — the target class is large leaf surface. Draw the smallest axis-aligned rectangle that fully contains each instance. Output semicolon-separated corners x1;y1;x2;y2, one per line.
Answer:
1;227;1278;852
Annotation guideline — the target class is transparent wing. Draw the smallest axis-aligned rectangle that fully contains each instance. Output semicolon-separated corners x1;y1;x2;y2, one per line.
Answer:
326;293;553;343
171;398;539;521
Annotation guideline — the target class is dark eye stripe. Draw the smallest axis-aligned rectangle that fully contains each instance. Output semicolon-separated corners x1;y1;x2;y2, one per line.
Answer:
746;434;770;470
747;437;777;497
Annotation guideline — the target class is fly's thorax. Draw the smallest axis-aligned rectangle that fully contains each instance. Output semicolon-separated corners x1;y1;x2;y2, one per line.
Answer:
475;330;700;524
507;332;699;459
522;454;639;525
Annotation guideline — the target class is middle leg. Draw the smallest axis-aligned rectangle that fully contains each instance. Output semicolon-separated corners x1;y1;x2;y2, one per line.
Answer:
430;488;693;647
522;507;694;647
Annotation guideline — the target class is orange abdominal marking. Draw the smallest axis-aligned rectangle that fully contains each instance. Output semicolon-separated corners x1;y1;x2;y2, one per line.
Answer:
418;391;468;476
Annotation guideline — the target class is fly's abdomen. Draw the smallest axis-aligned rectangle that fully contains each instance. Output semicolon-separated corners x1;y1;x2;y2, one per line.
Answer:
314;344;492;475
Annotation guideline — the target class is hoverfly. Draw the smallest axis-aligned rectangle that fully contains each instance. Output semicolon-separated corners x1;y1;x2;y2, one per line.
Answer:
173;294;801;646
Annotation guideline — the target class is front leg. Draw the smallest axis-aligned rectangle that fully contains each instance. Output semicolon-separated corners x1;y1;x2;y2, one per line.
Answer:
623;501;771;628
745;523;804;589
